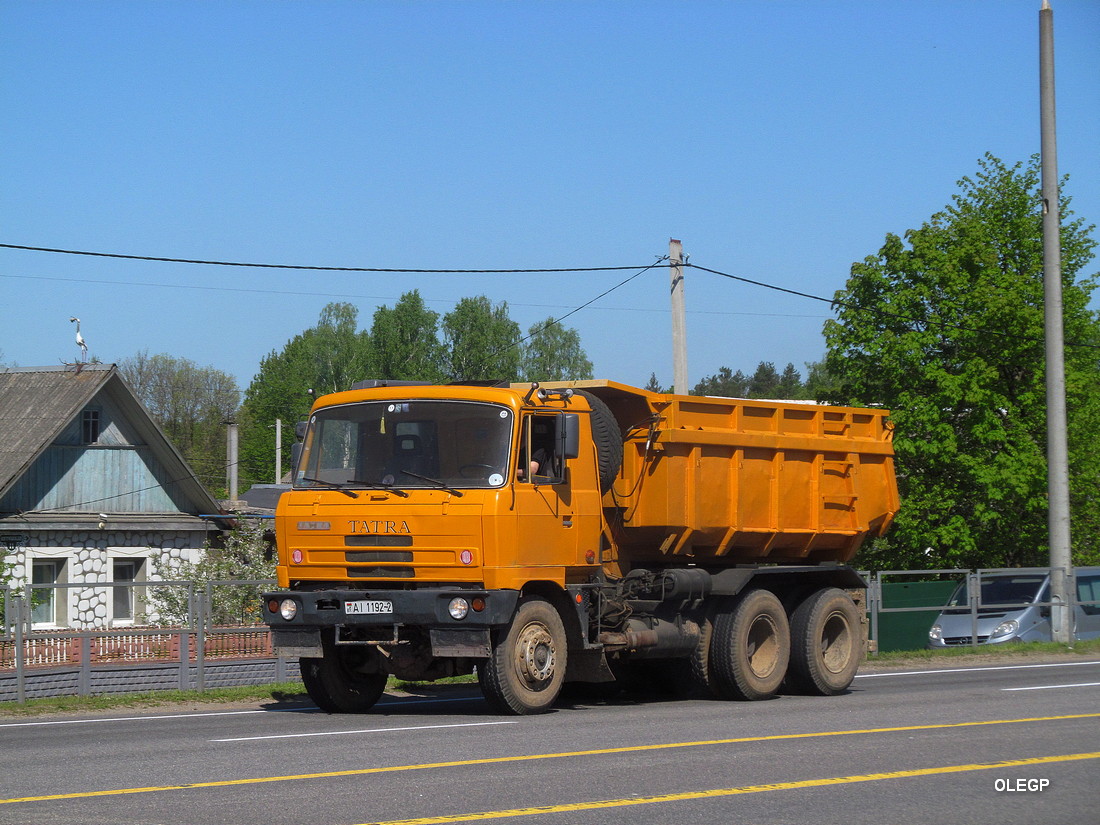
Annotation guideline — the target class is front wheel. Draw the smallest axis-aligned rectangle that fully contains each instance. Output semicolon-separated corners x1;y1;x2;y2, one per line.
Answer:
479;597;567;715
300;632;388;713
787;588;863;695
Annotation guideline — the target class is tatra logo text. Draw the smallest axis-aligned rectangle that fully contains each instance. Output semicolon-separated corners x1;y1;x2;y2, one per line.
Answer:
348;520;412;534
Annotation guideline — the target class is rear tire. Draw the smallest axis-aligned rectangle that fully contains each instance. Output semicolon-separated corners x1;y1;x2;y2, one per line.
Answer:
479;597;567;715
711;589;790;701
787;588;863;695
300;632;388;713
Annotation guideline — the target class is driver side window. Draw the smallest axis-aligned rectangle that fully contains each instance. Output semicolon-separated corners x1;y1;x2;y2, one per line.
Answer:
519;414;560;482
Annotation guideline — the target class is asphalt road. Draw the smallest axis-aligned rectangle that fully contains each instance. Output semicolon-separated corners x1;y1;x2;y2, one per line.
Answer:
1;658;1098;825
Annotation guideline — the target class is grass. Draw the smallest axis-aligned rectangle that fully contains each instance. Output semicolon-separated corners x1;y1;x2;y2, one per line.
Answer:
0;682;311;718
869;636;1100;664
2;638;1097;717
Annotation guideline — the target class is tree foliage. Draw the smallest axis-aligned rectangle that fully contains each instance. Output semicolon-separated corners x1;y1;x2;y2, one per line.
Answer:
239;297;598;484
148;519;274;626
118;351;240;494
368;290;446;381
239;303;370;487
442;296;522;381
520;318;594;382
692;362;811;399
823;154;1100;570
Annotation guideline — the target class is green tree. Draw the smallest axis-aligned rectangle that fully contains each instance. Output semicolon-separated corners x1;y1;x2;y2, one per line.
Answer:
823;154;1100;570
442;296;521;381
239;303;370;486
368;290;446;381
645;373;669;393
692;366;749;397
148;519;274;626
519;318;594;382
118;352;240;494
804;360;840;401
748;362;781;398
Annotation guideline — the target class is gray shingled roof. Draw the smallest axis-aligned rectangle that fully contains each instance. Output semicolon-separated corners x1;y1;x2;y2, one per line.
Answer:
0;364;222;515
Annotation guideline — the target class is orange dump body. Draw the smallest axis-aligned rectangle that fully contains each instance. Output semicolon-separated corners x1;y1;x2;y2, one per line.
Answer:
538;381;898;568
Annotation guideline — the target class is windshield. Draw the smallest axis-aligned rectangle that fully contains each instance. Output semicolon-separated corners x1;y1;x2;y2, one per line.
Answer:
942;574;1046;613
295;400;513;490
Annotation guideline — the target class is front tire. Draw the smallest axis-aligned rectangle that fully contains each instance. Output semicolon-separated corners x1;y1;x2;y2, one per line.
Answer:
711;589;790;701
479;597;567;715
787;588;863;695
300;632;388;713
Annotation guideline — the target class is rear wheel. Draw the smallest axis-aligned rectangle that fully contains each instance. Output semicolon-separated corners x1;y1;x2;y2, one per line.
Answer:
300;632;388;713
787;588;863;695
479;597;567;715
711;589;790;701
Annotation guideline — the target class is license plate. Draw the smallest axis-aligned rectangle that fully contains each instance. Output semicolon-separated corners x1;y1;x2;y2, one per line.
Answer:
344;600;393;615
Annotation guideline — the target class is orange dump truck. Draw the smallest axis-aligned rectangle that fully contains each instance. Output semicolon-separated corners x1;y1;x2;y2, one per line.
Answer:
262;379;898;714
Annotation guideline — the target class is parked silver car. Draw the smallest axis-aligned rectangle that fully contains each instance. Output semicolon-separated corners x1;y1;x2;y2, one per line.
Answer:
928;568;1100;647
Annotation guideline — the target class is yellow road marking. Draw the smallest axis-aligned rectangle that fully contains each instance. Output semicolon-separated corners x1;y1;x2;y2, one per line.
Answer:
2;712;1097;805
358;751;1100;825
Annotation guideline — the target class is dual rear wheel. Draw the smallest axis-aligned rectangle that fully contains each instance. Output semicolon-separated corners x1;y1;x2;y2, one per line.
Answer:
707;586;863;700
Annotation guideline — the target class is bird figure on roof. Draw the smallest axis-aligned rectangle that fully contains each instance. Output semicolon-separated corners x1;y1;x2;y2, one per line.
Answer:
70;316;88;363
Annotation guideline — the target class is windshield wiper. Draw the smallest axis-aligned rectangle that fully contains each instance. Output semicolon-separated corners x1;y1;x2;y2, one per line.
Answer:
398;471;464;497
356;481;409;498
301;477;411;498
300;477;359;498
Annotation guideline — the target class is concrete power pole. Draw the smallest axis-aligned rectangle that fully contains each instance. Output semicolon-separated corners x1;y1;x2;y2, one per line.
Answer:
1040;0;1073;643
275;418;283;484
226;422;240;507
669;238;688;394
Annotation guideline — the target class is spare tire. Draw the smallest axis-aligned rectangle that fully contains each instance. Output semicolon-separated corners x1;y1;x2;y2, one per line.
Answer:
575;390;622;492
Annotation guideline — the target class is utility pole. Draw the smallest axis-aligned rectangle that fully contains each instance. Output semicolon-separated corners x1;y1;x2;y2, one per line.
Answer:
226;421;240;507
1040;0;1072;643
275;418;283;484
669;238;688;394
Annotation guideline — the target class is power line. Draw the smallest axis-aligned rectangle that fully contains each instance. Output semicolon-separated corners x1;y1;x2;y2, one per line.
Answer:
0;271;828;319
0;243;649;274
7;240;1092;350
688;262;1100;351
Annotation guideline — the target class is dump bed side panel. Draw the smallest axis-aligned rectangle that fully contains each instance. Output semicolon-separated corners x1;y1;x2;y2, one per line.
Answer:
537;380;898;566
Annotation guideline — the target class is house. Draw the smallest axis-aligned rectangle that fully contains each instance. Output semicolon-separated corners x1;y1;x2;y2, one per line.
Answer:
0;364;229;629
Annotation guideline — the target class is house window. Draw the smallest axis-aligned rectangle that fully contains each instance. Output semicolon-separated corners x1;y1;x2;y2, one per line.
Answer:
31;560;64;626
82;409;101;444
112;559;144;624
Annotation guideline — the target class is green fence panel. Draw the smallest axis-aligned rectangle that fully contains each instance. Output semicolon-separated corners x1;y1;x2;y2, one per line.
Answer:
876;580;959;652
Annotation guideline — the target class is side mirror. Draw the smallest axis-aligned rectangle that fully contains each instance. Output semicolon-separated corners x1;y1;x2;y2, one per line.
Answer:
295;421;308;441
291;443;303;475
559;413;580;460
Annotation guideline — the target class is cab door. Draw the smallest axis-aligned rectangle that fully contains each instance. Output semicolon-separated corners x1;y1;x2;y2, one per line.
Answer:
514;412;578;567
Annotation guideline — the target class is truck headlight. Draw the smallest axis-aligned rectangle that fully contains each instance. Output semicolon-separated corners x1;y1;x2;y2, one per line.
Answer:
990;619;1019;639
448;597;469;620
279;599;298;621
929;624;943;641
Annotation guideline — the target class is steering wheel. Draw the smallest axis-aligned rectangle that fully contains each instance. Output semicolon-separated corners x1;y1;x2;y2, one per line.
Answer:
459;463;497;479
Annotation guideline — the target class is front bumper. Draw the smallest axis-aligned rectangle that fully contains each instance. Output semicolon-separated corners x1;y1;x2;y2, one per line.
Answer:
262;588;519;657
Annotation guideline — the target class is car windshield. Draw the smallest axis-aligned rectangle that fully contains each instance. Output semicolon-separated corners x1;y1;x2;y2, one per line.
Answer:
295;400;513;490
942;575;1046;613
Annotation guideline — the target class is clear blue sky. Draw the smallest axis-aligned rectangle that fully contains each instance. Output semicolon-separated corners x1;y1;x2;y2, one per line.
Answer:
2;1;1098;394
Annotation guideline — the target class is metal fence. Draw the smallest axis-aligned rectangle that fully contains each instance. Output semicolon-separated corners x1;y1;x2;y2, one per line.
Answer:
0;579;297;703
2;568;1097;702
865;566;1100;652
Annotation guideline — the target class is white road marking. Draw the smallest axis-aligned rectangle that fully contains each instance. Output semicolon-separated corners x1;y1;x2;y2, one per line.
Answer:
1002;681;1100;691
211;719;517;742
